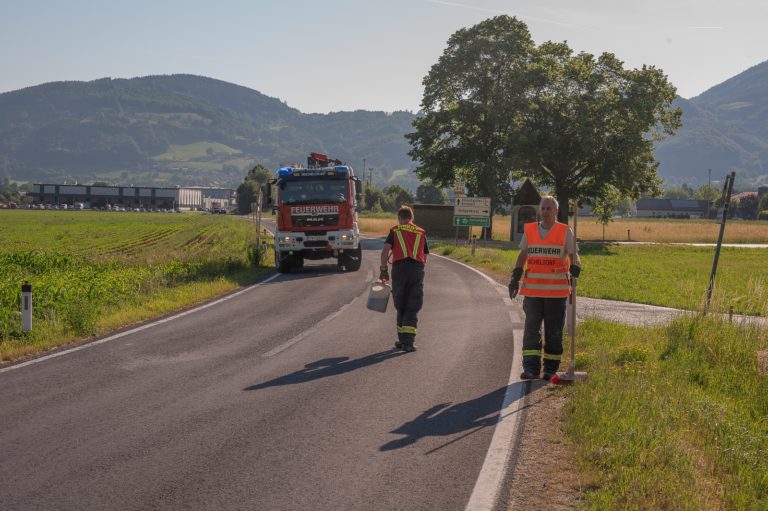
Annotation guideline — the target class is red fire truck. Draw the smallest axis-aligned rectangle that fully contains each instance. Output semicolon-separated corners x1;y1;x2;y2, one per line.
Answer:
266;152;363;273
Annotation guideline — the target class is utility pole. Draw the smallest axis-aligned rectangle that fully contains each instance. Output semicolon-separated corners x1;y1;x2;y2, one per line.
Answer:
705;171;735;314
362;158;366;185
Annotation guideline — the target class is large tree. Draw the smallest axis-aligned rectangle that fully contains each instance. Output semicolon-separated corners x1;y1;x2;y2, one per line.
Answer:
407;16;535;220
408;16;681;223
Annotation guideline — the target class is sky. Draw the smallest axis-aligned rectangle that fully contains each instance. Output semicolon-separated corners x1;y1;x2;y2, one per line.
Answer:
1;0;767;114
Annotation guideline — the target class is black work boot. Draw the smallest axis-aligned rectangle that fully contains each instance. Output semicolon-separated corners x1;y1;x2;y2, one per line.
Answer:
520;356;540;380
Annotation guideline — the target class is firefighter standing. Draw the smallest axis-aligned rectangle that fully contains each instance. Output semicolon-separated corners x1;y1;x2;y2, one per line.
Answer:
379;205;429;353
508;196;581;380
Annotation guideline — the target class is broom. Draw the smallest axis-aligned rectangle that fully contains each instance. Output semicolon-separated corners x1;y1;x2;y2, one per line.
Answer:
550;199;588;385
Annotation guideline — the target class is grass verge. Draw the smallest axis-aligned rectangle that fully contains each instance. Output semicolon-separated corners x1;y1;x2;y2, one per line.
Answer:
565;315;768;509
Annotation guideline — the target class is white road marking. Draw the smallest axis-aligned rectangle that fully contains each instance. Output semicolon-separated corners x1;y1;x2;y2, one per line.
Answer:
262;296;360;357
0;273;281;375
430;254;526;511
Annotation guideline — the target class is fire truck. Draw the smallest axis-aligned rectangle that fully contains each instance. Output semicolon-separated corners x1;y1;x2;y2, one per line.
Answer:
266;152;363;273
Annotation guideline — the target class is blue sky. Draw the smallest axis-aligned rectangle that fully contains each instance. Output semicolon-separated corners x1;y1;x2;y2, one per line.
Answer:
2;0;766;113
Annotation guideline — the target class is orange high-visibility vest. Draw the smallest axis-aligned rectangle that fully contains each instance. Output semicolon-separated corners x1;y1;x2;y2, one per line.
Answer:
390;223;427;264
519;222;571;298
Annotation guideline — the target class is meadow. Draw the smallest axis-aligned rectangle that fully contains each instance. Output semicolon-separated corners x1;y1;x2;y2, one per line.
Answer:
567;315;767;510
486;215;768;243
0;210;269;361
361;213;768;243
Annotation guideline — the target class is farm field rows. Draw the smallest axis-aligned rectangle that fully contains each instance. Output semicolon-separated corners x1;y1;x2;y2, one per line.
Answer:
0;210;267;361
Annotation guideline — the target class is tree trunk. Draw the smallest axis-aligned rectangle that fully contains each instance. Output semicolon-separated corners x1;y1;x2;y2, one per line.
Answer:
556;190;570;224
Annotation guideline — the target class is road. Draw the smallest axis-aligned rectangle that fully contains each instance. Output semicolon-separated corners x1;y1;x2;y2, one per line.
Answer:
0;235;526;510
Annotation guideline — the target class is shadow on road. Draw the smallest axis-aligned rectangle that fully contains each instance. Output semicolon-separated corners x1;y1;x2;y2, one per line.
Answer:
244;350;404;391
380;381;536;453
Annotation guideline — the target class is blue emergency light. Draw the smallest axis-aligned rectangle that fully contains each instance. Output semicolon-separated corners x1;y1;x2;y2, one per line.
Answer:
277;167;294;176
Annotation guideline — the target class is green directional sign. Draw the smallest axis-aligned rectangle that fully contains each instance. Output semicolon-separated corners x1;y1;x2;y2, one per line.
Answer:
453;216;490;227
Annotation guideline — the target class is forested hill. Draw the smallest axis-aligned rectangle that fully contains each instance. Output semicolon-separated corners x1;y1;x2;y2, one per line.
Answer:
2;66;768;190
656;60;768;187
0;75;418;189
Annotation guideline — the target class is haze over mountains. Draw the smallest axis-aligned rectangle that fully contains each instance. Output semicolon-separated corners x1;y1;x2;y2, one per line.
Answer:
1;62;768;191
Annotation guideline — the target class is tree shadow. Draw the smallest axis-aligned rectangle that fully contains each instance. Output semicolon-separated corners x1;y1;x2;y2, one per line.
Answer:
244;349;403;391
379;381;537;452
579;242;617;256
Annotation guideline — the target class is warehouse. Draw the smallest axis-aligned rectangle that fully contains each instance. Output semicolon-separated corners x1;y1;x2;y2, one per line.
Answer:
30;184;213;210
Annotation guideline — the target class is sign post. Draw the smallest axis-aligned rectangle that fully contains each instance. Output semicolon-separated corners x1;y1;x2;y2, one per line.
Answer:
453;197;491;240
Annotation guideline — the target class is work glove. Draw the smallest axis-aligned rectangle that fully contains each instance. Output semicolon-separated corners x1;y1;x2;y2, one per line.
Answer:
379;265;390;282
508;267;523;299
569;264;581;279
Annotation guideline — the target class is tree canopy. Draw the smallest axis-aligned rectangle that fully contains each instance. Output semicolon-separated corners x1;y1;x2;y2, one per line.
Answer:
407;15;682;222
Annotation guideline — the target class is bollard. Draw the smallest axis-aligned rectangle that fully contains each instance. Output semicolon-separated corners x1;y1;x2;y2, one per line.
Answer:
729;305;734;323
627;229;631;241
471;235;477;256
21;281;32;331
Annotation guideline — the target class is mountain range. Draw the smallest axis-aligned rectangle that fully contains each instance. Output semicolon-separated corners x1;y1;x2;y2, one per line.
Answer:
1;64;768;191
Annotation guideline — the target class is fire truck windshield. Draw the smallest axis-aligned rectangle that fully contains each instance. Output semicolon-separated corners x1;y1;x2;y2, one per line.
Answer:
280;180;348;205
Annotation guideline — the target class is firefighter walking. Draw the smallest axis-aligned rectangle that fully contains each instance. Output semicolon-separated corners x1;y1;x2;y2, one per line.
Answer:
508;196;581;380
379;205;429;353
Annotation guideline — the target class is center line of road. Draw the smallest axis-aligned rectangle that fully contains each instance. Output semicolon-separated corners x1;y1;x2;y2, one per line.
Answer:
262;296;360;358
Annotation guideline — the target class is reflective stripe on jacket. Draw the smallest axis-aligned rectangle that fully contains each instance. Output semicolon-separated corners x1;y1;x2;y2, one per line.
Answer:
390;223;427;264
519;222;571;298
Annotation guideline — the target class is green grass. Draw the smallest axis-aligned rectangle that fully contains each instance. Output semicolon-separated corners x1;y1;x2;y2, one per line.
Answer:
0;210;271;360
433;242;768;315
565;316;768;509
153;142;241;161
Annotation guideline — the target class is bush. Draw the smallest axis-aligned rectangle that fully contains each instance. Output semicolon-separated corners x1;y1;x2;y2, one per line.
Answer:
757;210;768;221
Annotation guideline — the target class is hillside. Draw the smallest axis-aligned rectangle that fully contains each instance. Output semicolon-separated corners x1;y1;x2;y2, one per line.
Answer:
656;60;768;188
0;75;418;189
2;67;768;191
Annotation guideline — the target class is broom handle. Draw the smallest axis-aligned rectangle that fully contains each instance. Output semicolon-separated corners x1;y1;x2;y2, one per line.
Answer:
568;200;579;374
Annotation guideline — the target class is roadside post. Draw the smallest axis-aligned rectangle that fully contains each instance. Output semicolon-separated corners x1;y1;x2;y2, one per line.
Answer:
705;171;736;315
21;282;32;331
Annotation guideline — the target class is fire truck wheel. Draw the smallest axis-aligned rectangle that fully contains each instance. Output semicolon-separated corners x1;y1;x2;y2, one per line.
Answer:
276;250;291;273
339;247;362;272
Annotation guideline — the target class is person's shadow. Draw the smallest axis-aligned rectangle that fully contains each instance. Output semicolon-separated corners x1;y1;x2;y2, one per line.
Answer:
244;350;403;391
379;382;533;453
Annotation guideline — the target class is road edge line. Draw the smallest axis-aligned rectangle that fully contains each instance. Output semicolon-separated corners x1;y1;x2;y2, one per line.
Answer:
430;254;525;511
0;273;282;375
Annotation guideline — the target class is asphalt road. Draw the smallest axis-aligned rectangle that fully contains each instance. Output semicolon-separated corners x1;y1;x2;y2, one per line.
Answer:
0;236;525;510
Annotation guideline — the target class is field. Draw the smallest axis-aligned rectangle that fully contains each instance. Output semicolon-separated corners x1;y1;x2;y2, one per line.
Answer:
437;243;768;315
0;210;269;360
153;142;242;161
485;215;768;243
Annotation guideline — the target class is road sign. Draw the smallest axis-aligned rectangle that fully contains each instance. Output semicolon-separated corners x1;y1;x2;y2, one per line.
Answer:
454;197;491;217
453;216;490;227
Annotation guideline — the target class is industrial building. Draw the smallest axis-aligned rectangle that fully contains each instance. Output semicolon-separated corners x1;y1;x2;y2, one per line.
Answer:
31;184;234;211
